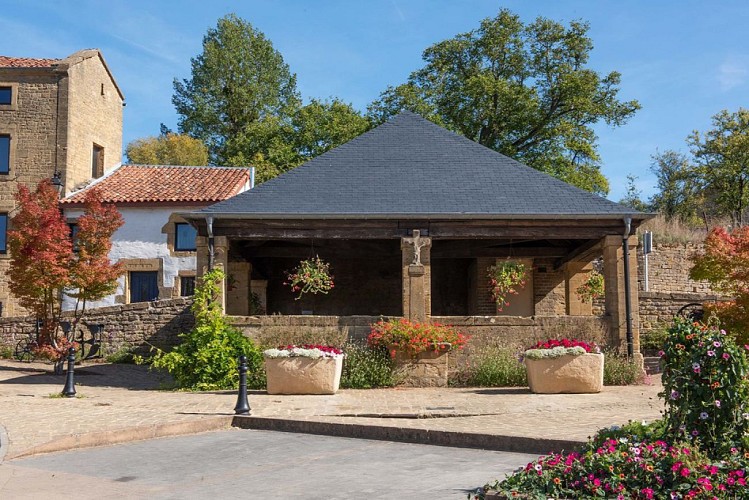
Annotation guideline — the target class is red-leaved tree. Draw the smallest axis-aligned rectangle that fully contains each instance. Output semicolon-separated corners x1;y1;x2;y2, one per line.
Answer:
690;226;749;342
8;180;124;355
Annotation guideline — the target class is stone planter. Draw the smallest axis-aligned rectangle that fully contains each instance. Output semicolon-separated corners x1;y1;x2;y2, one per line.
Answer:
392;347;449;387
264;356;343;395
525;352;604;394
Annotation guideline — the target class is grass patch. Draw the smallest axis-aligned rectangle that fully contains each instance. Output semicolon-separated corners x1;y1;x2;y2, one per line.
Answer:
48;393;85;399
450;346;527;387
340;343;395;389
603;352;642;385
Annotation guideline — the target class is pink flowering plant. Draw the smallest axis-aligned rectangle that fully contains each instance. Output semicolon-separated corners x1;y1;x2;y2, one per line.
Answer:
263;344;343;359
284;255;334;300
487;261;527;311
367;318;469;358
660;318;749;457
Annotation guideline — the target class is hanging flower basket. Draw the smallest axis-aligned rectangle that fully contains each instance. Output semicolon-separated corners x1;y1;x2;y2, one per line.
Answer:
284;255;334;300
487;261;527;311
576;270;604;303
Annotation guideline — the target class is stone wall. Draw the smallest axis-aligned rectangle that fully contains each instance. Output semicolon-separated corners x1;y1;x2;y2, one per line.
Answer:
0;298;194;355
637;243;713;295
639;291;723;333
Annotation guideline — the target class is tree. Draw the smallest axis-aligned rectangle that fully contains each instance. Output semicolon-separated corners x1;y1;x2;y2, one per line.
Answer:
367;9;640;195
688;108;749;226
8;181;123;353
618;174;649;212
173;14;300;167
8;180;73;346
648;150;704;223
125;133;209;166
690;226;749;342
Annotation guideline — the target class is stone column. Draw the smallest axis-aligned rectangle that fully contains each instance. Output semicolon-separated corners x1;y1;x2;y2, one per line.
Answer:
401;230;432;322
226;261;252;316
196;235;229;313
602;235;640;354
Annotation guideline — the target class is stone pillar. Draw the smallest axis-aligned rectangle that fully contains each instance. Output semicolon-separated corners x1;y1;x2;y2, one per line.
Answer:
401;230;432;322
602;235;640;353
208;236;229;314
565;261;594;316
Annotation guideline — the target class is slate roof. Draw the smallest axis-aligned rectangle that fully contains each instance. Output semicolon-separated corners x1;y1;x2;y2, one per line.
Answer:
0;56;59;68
196;111;646;220
61;165;252;205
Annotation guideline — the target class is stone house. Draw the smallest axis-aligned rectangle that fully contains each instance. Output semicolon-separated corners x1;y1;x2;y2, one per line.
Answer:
182;112;653;354
60;164;253;309
0;49;123;317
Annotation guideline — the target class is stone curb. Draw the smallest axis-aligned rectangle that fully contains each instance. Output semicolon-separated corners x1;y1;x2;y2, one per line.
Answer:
0;424;9;464
7;416;234;460
231;416;584;455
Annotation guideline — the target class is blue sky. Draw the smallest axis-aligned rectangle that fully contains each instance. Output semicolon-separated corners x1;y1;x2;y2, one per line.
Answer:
3;1;748;202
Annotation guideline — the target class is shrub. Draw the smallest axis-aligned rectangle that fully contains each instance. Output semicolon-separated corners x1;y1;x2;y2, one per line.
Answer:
140;269;264;391
340;343;395;389
367;318;468;357
603;352;642;385
640;326;669;351
660;318;749;457
105;346;135;364
450;346;527;387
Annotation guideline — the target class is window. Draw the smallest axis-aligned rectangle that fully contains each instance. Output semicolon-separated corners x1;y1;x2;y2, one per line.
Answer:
129;271;158;303
68;223;79;252
0;87;11;106
0;213;6;253
0;135;9;175
180;276;196;297
92;144;104;178
175;223;197;251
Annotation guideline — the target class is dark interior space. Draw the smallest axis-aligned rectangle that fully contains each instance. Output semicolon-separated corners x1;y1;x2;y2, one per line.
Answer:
430;258;471;316
242;239;402;316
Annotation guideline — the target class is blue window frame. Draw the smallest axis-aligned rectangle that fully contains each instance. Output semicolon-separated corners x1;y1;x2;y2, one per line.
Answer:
0;87;11;105
0;213;7;253
175;223;197;251
0;135;9;174
130;271;158;303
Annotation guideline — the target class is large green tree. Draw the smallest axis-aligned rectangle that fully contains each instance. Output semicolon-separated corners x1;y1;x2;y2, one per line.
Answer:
173;14;300;167
648;150;704;223
688;108;749;226
173;15;370;181
367;9;640;195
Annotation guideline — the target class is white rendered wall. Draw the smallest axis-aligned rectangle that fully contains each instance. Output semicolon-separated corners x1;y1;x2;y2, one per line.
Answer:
62;206;196;310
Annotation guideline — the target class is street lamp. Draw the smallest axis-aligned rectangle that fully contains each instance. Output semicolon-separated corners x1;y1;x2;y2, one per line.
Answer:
51;170;63;197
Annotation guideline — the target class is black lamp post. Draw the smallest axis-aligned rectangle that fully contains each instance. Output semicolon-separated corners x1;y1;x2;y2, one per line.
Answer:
51;170;63;197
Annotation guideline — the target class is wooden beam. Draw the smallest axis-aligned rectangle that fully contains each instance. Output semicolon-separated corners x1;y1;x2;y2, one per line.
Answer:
554;239;603;269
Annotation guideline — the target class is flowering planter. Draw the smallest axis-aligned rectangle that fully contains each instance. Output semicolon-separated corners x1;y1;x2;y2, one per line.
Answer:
525;353;604;394
392;347;449;387
264;356;343;395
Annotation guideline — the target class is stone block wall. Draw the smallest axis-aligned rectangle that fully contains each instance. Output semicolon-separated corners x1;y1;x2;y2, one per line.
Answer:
0;298;194;355
63;51;123;189
639;291;723;333
637;243;713;295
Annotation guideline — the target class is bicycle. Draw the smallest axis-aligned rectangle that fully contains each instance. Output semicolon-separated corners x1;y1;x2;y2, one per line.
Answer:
13;320;104;362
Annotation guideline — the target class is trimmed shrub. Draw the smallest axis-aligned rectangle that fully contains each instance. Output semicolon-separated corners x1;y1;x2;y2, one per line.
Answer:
340;343;395;389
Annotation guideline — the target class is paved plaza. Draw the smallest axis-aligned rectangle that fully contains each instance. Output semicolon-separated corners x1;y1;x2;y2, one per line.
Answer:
0;359;663;463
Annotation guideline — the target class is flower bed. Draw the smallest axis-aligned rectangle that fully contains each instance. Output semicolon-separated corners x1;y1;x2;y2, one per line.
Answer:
367;319;469;387
523;338;602;394
263;344;343;395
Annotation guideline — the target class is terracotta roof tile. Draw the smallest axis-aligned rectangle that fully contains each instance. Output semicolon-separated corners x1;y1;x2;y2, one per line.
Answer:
0;56;60;68
61;165;252;205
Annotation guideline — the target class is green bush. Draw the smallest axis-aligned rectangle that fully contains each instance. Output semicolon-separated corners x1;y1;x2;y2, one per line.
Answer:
0;344;13;359
661;318;749;457
450;347;527;387
640;326;668;351
139;269;264;391
340;343;395;389
104;346;136;364
602;352;641;385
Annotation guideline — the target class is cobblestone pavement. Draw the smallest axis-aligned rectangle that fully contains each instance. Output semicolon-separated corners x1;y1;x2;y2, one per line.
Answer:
0;359;664;460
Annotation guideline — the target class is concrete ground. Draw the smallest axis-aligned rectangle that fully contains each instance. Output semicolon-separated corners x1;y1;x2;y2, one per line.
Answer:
3;429;539;499
0;359;663;462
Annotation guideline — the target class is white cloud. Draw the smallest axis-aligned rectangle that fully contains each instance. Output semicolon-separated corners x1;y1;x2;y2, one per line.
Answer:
717;58;748;91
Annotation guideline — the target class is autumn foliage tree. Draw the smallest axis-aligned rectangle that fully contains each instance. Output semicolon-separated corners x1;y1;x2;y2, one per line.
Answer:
690;226;749;342
8;180;123;354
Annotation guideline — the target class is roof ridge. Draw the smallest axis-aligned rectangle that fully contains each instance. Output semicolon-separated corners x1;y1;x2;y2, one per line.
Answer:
123;164;252;170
